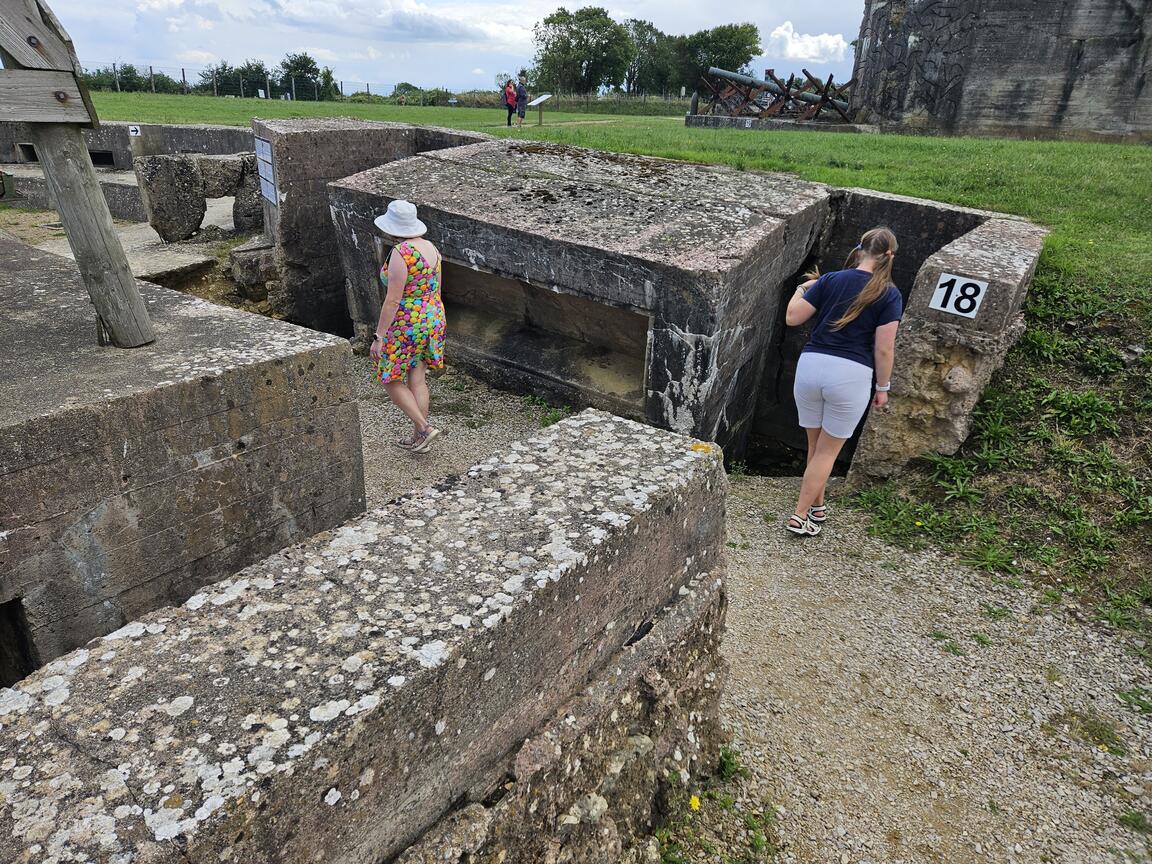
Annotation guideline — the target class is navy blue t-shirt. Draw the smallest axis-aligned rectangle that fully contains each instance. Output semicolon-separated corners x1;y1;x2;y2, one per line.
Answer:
801;269;903;369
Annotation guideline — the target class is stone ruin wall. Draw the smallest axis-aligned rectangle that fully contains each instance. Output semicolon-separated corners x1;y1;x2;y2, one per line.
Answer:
0;412;727;864
852;0;1152;141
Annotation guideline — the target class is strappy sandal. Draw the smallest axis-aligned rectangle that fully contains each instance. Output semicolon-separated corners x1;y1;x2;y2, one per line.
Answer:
394;433;419;450
784;514;821;536
410;426;441;453
808;504;829;524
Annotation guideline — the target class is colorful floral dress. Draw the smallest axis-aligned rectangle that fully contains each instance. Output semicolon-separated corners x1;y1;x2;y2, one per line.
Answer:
376;241;446;383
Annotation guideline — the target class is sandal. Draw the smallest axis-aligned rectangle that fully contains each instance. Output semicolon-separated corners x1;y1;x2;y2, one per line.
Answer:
410;426;441;453
394;433;419;450
808;504;828;524
784;514;821;536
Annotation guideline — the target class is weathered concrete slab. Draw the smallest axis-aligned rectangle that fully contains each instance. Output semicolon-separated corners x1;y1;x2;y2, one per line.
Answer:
0;237;366;670
852;0;1152;142
2;164;146;222
685;115;880;134
252;118;488;333
134;155;207;242
0;411;726;864
330;140;830;455
0;121;255;170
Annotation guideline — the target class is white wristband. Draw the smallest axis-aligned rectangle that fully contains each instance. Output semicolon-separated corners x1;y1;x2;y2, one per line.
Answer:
875;383;891;392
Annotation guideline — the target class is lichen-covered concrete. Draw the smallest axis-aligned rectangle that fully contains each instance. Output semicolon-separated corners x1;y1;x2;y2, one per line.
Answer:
852;0;1152;141
330;140;830;456
0;237;365;670
253;119;487;333
3;164;146;222
0;411;726;864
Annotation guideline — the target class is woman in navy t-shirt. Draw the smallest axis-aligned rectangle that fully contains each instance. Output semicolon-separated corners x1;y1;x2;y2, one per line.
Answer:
782;226;903;536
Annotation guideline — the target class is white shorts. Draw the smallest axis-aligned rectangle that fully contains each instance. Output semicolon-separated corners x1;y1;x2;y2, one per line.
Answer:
793;352;873;439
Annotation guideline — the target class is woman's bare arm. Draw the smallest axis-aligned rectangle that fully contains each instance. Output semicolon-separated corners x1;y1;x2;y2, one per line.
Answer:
785;280;818;327
872;321;899;408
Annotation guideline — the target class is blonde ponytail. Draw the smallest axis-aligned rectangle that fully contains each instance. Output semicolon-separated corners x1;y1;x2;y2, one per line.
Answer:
831;227;898;331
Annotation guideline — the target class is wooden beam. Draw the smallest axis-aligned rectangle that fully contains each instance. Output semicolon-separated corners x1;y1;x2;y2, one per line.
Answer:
0;0;73;71
0;68;89;122
29;124;155;347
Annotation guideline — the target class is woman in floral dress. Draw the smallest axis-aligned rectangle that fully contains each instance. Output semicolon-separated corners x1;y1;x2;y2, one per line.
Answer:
370;200;446;453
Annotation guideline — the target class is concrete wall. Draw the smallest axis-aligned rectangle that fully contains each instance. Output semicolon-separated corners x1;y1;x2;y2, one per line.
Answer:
852;0;1152;141
0;411;728;864
329;140;829;457
3;163;146;221
0;121;255;169
252;119;487;334
0;238;365;674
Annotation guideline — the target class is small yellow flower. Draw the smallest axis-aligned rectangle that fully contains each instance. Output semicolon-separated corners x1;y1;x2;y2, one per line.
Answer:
689;794;701;811
915;520;924;527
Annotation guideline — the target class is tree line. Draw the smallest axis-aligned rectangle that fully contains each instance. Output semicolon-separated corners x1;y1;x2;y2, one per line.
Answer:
531;8;761;96
83;53;340;100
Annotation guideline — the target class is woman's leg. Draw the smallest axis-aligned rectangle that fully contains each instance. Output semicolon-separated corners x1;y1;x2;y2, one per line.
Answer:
407;362;430;431
804;427;826;508
383;379;428;431
794;431;849;519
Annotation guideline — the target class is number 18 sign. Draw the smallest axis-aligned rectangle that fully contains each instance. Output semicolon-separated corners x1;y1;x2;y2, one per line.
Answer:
928;272;989;319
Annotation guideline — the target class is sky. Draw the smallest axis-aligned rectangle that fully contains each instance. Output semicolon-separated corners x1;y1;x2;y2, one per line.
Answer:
60;0;864;91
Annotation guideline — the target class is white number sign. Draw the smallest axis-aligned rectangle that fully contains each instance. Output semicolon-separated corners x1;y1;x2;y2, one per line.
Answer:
928;272;988;319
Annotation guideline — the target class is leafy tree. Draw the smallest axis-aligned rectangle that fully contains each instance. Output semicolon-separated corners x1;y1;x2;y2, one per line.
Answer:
532;6;631;94
672;23;761;92
195;61;234;93
622;19;676;95
319;66;339;101
278;51;320;98
235;59;273;96
391;82;423;99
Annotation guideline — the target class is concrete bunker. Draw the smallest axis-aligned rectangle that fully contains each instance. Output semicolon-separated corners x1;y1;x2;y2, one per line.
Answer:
329;139;1045;475
0;412;728;864
0;237;366;673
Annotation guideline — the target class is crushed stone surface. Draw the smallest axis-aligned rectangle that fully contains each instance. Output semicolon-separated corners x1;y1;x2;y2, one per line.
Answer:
723;475;1151;864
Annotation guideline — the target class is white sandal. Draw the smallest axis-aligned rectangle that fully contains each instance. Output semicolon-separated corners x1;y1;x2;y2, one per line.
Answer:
808;504;828;524
785;514;821;536
410;426;440;453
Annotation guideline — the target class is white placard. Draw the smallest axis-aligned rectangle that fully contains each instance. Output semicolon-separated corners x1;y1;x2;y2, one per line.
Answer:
526;93;552;107
254;137;272;162
928;272;989;319
256;158;275;183
128;125;141;137
259;176;277;205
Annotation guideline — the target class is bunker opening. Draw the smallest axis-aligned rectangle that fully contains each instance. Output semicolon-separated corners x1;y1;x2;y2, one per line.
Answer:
441;261;649;420
88;150;115;168
17;143;37;162
748;192;989;475
0;597;37;688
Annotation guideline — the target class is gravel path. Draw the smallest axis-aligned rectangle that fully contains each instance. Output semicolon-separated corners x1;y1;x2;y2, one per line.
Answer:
354;375;1151;863
724;476;1152;864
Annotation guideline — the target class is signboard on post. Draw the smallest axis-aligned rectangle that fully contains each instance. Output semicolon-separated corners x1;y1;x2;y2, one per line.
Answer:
527;93;552;126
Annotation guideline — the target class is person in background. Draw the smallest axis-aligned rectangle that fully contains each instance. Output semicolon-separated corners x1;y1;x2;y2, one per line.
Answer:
503;79;516;127
370;200;446;453
515;75;528;129
781;227;903;536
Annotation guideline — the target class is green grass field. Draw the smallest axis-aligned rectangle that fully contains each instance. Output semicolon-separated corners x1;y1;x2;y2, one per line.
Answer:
92;93;1152;623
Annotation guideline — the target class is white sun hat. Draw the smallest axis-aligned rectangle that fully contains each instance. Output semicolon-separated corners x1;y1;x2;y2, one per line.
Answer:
373;199;427;238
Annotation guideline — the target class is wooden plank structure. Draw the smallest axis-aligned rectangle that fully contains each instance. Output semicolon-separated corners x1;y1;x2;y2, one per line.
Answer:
0;0;154;347
696;66;855;125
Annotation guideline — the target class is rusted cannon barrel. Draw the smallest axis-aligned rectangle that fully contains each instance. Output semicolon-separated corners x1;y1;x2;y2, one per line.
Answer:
707;66;850;114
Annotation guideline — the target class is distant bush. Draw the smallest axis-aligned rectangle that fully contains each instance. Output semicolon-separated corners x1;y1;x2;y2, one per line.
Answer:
343;91;388;104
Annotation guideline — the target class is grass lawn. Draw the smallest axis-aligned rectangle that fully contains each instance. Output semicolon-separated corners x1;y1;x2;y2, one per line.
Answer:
91;93;1152;625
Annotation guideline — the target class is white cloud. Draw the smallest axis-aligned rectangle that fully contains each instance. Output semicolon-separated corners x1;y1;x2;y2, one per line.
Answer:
765;20;848;64
471;67;485;75
138;0;184;9
175;49;219;63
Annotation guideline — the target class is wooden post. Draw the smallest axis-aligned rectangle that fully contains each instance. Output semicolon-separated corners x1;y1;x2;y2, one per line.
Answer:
239;77;244;98
212;68;216;96
112;61;119;91
290;75;296;101
0;0;155;348
181;67;186;93
149;65;154;92
28;125;154;346
265;74;271;98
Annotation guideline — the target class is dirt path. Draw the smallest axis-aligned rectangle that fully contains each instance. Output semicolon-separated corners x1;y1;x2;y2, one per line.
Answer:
724;476;1151;864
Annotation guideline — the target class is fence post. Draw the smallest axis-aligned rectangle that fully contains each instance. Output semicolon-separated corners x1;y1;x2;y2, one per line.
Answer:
290;75;296;100
212;69;217;97
266;74;272;99
240;77;245;98
314;80;318;101
366;81;371;96
181;67;187;93
112;62;120;92
340;80;344;96
149;65;155;93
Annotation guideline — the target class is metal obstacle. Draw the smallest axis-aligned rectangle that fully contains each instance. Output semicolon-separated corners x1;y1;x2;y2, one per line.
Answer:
693;66;855;124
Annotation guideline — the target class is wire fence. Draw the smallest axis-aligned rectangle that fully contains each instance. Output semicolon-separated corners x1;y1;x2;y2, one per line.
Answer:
78;62;694;115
